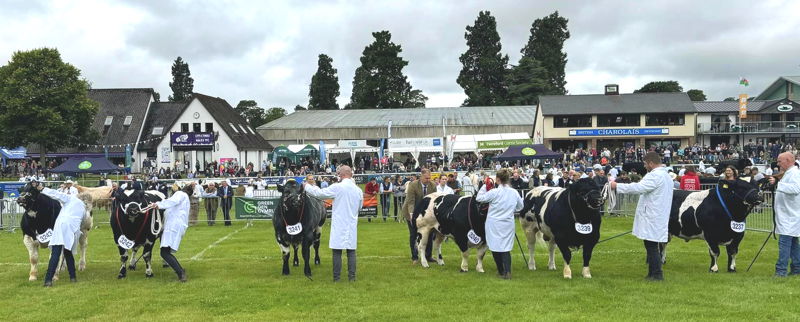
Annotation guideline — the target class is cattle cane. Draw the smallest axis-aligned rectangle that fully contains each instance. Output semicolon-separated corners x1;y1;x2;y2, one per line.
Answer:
747;231;774;272
514;233;528;265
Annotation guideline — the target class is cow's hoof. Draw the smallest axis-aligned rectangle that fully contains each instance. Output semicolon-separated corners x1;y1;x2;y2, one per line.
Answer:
709;269;718;273
563;266;572;279
314;259;321;265
563;274;572;279
459;269;468;273
421;263;430;268
145;273;154;278
128;265;136;271
29;275;37;281
548;265;556;271
477;267;485;273
52;276;59;281
728;268;737;273
582;267;592;279
437;260;445;266
117;274;126;279
293;262;299;267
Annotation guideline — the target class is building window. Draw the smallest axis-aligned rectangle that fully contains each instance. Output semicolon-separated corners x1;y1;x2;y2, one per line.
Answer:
193;123;201;132
104;116;114;126
239;124;248;134
152;127;164;135
645;113;685;126
181;123;189;132
205;123;213;132
597;114;640;127
123;116;133;126
230;122;239;133
247;125;256;135
553;115;592;128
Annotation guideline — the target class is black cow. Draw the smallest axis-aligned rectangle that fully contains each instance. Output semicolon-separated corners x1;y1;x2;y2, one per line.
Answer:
111;189;165;279
274;180;325;278
411;193;489;272
666;179;763;272
17;182;92;281
518;178;604;279
623;162;647;178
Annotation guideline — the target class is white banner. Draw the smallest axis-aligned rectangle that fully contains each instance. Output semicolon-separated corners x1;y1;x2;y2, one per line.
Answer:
160;147;171;164
338;140;367;148
388;137;442;149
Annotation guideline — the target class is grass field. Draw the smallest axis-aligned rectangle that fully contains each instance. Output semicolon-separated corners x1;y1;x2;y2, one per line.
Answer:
1;208;800;321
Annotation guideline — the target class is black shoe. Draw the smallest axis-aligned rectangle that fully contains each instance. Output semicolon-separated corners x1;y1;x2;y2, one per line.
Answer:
44;280;53;287
162;263;170;268
70;277;77;283
349;276;356;282
178;271;188;283
645;275;663;281
368;218;371;223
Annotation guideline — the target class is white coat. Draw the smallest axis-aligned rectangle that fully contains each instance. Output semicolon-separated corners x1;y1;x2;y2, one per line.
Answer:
156;190;190;251
305;178;362;250
436;184;454;195
476;184;524;252
775;166;800;236
616;166;673;242
41;188;85;251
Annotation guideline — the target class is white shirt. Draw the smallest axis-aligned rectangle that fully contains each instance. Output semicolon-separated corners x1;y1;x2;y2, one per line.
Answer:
305;178;362;249
476;184;523;251
41;188;86;251
156;191;190;251
775;166;800;236
609;167;619;179
616;166;673;242
436;184;454;195
765;167;774;176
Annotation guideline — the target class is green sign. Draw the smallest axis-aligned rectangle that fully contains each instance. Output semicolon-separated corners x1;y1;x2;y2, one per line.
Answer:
78;161;93;170
521;147;537;156
234;197;280;219
477;138;533;150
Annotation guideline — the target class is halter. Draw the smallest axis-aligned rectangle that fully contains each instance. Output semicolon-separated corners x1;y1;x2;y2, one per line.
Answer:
281;194;305;227
567;190;592;224
715;185;758;221
115;204;154;243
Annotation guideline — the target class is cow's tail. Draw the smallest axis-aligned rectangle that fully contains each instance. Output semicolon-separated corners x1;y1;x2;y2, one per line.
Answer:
410;197;430;230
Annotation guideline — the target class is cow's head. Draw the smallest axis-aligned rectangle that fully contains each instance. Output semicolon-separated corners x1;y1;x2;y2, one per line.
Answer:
115;189;150;217
568;178;604;209
277;179;305;211
16;181;40;210
718;179;763;209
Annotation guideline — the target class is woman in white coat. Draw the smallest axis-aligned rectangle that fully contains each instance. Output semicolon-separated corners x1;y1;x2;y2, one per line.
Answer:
476;169;523;279
36;182;87;287
151;182;194;282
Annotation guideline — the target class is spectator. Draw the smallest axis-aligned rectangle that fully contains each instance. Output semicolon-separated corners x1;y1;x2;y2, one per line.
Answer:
436;176;455;195
217;180;234;226
379;177;393;222
202;182;219;226
509;169;529;190
680;166;701;191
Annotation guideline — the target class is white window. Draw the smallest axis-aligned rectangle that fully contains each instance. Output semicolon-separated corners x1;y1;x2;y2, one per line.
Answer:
152;127;163;135
239;124;248;134
247;125;256;135
230;122;239;133
123;116;133;126
104;116;114;126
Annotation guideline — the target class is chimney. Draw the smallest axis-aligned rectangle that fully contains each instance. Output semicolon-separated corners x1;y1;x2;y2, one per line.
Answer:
604;84;619;95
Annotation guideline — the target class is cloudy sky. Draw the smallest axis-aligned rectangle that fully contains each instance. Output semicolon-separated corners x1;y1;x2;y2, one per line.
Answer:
2;0;799;110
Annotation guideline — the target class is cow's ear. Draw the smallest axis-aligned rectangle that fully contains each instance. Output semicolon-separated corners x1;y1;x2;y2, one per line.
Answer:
276;184;284;193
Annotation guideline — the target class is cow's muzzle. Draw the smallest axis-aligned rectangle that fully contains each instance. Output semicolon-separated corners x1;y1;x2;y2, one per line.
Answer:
584;191;604;209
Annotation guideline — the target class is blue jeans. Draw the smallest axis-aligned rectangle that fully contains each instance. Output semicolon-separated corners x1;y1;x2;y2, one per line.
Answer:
775;235;800;276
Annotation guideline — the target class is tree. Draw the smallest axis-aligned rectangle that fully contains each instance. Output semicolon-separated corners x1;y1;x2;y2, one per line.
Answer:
0;48;99;166
401;89;428;108
235;100;267;129
294;105;307;111
168;56;193;101
349;31;424;109
507;57;553;105
153;91;161;102
457;11;509;106
264;107;287;124
723;97;736;101
521;11;570;94
308;54;340;110
635;81;683;93
687;89;707;101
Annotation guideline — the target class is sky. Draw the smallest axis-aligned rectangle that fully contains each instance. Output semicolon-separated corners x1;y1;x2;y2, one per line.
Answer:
2;0;799;111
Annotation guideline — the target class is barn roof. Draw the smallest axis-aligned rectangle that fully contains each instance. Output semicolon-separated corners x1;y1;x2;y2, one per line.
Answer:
137;101;189;151
193;93;272;150
87;88;154;152
693;99;780;113
539;92;695;115
258;105;537;130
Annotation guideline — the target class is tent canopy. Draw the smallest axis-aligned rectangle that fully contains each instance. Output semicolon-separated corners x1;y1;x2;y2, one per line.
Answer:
493;144;563;161
50;157;124;174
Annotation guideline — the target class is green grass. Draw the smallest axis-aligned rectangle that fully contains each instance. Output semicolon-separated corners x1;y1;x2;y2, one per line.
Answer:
1;208;799;321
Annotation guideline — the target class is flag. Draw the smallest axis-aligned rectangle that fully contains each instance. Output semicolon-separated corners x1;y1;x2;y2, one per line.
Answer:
387;120;392;138
739;77;749;87
319;140;326;165
378;138;385;159
739;94;748;119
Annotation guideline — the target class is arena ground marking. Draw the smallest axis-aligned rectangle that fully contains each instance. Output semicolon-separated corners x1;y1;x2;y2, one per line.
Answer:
190;225;250;261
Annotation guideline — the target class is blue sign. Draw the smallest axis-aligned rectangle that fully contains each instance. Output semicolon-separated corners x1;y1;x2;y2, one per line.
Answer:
171;132;214;146
0;147;26;159
0;183;25;198
433;138;441;146
568;128;669;136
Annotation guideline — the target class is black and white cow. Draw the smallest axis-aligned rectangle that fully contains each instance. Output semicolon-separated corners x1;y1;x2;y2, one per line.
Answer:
274;180;325;278
518;178;604;279
666;179;763;272
111;189;165;279
17;182;93;281
412;193;490;272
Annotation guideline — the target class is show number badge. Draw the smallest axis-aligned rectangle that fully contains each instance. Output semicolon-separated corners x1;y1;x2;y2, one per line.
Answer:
467;229;482;244
286;223;303;235
575;223;593;234
117;235;135;249
730;221;745;233
36;229;53;244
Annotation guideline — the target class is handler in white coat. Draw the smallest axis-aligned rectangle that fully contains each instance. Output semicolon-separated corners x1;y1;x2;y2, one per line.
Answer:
151;182;194;282
304;166;363;282
476;169;524;279
37;183;87;287
611;151;673;281
770;152;800;276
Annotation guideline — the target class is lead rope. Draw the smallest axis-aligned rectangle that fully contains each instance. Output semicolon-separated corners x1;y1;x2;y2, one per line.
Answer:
282;198;305;227
601;183;617;212
150;208;163;235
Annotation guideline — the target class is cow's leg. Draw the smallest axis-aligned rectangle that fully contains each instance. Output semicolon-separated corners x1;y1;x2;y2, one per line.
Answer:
279;241;291;275
143;240;154;278
302;238;312;278
708;243;721;273
23;236;39;281
454;235;470;272
292;244;299;267
118;247;129;279
582;242;595;279
547;239;557;270
525;229;538;270
129;246;140;271
476;244;488;273
433;233;445;266
556;242;573;279
313;228;322;265
417;227;432;268
661;240;669;265
78;231;88;271
726;235;743;273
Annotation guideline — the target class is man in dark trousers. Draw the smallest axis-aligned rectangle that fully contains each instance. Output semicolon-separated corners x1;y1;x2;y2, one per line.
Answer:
217;180;234;226
401;168;437;264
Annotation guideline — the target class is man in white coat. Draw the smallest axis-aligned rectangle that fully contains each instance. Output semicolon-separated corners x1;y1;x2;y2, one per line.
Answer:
769;152;800;277
36;182;88;287
304;165;363;282
610;152;673;281
151;182;194;282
